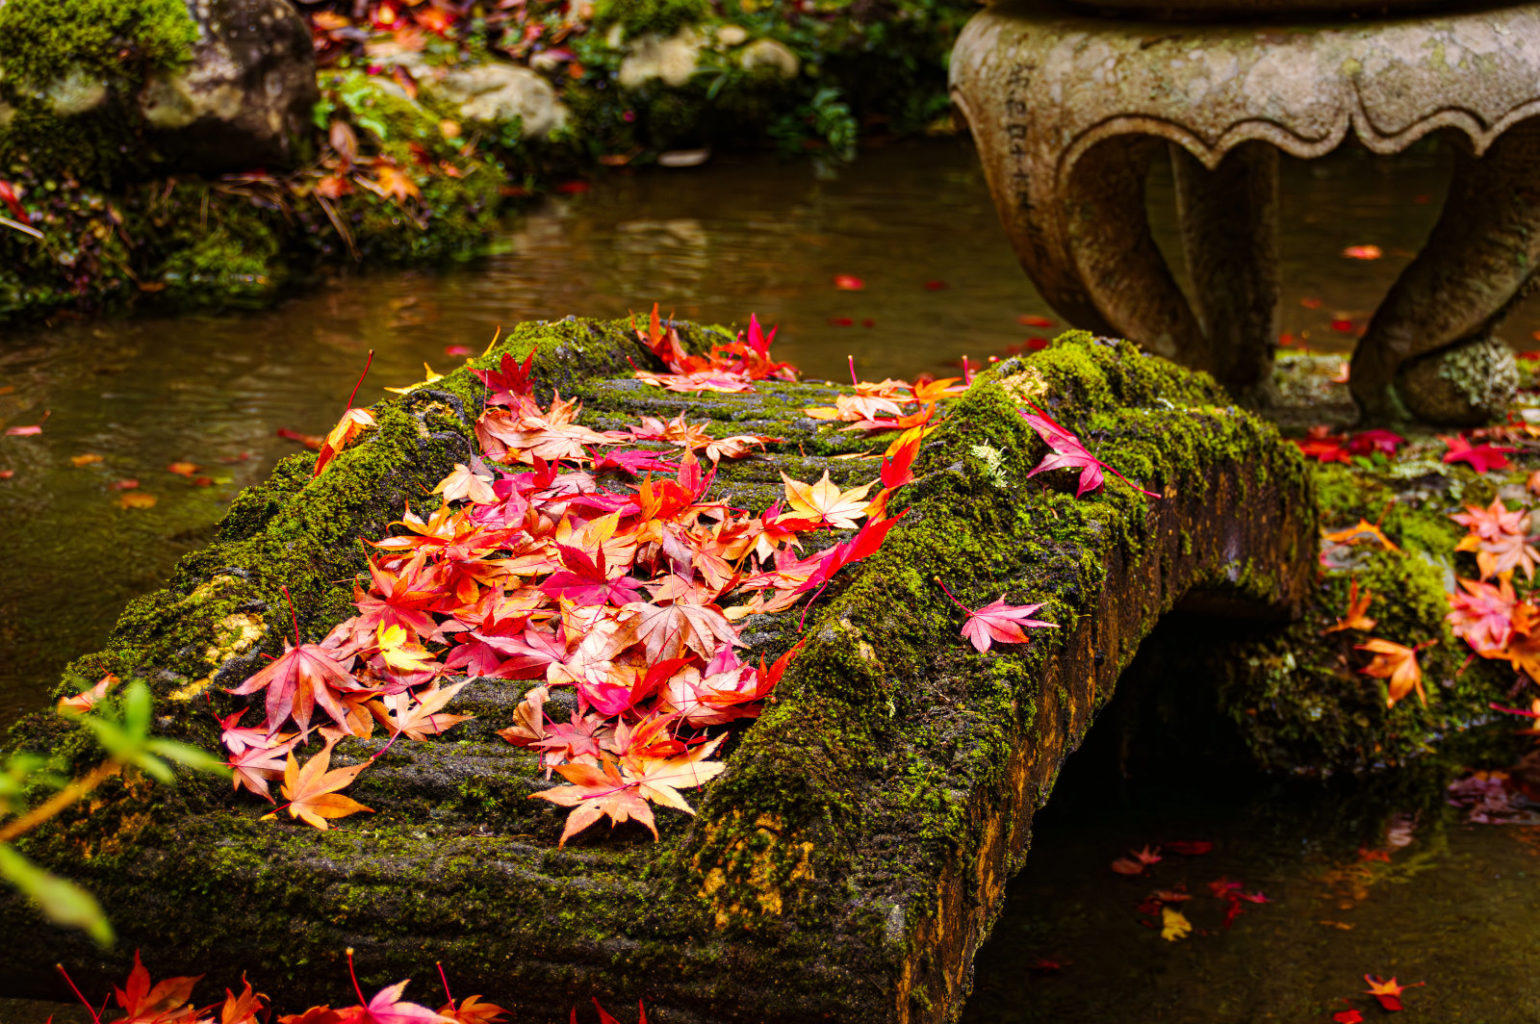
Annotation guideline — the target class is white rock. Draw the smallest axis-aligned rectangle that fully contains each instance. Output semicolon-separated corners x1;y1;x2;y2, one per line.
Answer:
739;38;799;79
715;25;749;48
618;28;702;90
47;70;108;117
435;63;569;139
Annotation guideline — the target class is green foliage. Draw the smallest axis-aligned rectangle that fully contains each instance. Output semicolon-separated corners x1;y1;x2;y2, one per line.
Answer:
769;86;857;162
0;681;226;946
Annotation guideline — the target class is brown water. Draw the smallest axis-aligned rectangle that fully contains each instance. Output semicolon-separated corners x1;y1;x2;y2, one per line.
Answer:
3;135;1538;1023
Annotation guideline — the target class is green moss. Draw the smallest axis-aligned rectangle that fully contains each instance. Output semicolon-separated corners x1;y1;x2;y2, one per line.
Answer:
0;0;196;182
594;0;711;38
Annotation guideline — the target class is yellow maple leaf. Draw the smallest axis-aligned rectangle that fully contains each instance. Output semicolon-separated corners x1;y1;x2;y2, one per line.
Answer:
384;363;445;394
1160;906;1192;942
781;470;874;530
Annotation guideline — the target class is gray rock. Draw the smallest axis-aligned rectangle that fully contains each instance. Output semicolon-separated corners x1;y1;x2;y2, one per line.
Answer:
1395;336;1519;426
138;0;317;172
739;38;799;79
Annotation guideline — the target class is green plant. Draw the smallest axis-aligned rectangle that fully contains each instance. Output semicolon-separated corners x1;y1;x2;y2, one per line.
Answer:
0;680;226;945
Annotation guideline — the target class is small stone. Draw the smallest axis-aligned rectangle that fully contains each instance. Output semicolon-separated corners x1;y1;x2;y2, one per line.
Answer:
738;38;799;79
46;70;108;118
715;24;749;47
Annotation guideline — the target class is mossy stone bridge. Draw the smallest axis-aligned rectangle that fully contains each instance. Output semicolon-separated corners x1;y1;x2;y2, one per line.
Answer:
0;320;1314;1022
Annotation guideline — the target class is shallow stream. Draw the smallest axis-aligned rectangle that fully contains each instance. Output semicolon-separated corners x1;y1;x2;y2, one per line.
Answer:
2;136;1536;1021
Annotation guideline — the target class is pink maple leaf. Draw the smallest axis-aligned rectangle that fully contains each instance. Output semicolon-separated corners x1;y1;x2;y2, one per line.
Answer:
938;580;1057;653
1020;407;1158;498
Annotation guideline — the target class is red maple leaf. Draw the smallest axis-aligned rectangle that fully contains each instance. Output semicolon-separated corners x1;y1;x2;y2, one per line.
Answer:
938;580;1057;653
1441;434;1514;473
108;950;206;1024
228;641;373;736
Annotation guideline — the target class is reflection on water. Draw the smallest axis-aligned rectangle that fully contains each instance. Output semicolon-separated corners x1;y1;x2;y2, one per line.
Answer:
962;741;1540;1024
0;137;1535;722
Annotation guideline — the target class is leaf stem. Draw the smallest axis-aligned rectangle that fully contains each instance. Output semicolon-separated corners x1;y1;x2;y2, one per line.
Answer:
436;962;454;1005
346;947;367;1007
55;963;102;1024
933;576;973;616
281;585;301;646
344;350;375;411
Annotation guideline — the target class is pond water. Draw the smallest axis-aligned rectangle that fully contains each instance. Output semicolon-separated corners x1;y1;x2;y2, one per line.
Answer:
963;722;1540;1024
3;134;1539;1021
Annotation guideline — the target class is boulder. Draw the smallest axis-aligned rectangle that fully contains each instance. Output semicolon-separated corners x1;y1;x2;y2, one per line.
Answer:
0;0;315;180
138;0;317;173
618;27;704;89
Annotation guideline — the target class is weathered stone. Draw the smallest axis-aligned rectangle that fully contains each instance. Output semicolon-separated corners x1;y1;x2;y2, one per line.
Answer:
1395;335;1520;426
715;24;750;47
951;0;1540;422
0;321;1314;1022
433;63;569;139
738;38;799;79
618;28;704;89
137;0;316;172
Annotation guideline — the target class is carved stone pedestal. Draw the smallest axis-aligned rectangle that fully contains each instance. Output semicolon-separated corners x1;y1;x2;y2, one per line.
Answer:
951;0;1540;423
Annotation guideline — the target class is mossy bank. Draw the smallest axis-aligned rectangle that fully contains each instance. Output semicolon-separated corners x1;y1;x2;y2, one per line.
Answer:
0;0;976;325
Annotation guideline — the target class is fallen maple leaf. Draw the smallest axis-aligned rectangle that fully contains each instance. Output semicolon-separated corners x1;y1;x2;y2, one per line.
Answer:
781;470;874;530
1322;518;1399;552
1159;906;1192;941
1020;406;1158;498
167;461;200;477
1342;244;1382;260
1364;974;1424;1011
1162;840;1212;855
228;640;372;737
119;491;158;510
833;274;865;291
108;950;205;1024
316;408;378;477
58;672;118;714
265;743;374;830
1441;435;1514;473
1356;638;1434;708
1324;579;1376;634
1332;1006;1365;1023
1452;497;1539;581
71;453;103;467
938;580;1056;653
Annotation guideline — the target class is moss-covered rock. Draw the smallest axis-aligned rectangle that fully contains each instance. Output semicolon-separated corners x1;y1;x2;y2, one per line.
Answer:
0;324;1316;1021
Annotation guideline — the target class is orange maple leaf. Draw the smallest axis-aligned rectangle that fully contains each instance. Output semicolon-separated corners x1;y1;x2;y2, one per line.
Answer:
1324;579;1376;634
1323;518;1400;552
265;742;374;830
314;407;377;477
1356;638;1435;708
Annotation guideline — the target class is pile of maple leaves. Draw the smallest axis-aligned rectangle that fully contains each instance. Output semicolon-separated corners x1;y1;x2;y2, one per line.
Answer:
52;948;641;1024
1296;420;1540;709
155;310;1091;846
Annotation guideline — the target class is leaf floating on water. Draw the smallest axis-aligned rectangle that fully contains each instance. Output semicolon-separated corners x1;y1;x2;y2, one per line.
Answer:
71;453;103;467
1159;907;1192;942
1342;244;1383;260
833;274;865;291
1363;974;1424;1012
118;492;157;510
